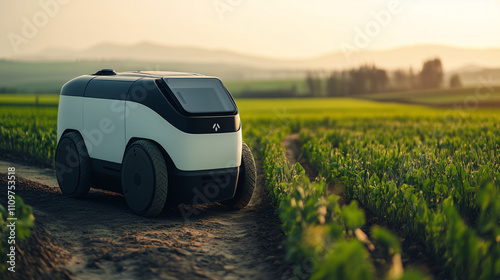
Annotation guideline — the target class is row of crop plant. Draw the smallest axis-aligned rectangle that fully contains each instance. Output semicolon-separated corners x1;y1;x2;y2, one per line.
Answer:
244;121;426;280
0;107;57;163
300;116;500;280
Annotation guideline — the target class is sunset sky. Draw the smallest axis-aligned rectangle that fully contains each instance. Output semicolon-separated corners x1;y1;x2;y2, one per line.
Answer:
1;0;499;59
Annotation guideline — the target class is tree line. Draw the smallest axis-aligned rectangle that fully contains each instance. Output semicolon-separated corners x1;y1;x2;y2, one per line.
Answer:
306;58;463;97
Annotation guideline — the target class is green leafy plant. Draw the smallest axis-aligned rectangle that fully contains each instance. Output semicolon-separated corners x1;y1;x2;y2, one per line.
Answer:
301;115;500;279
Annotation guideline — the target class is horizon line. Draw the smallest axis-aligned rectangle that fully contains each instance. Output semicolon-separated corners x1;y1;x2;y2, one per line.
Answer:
6;41;500;62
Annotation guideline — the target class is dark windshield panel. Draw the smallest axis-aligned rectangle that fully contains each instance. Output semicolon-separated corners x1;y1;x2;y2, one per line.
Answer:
164;78;236;114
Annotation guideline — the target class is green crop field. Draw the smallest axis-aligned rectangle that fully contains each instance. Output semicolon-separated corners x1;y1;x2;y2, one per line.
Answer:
0;98;499;279
357;86;500;107
0;94;60;106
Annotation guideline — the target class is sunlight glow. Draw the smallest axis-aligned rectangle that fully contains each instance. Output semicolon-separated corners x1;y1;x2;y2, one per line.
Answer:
0;0;498;58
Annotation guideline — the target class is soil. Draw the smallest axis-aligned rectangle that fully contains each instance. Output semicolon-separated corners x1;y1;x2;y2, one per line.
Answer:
281;134;444;280
0;154;291;279
0;148;53;170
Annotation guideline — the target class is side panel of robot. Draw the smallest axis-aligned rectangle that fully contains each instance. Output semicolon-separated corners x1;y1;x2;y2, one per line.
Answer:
57;95;83;141
57;75;95;142
125;101;242;172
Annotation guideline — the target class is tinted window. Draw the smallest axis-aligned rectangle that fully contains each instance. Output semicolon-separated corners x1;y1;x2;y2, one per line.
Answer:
164;78;236;114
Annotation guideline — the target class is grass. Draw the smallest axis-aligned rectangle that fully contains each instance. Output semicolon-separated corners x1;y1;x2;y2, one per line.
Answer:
357;86;500;106
0;94;59;106
237;98;440;120
1;96;494;165
1;97;499;279
1;92;495;119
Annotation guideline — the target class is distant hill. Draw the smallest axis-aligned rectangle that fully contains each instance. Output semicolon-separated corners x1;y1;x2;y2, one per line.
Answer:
451;64;486;73
13;42;303;70
453;67;500;87
2;43;500;94
12;42;500;71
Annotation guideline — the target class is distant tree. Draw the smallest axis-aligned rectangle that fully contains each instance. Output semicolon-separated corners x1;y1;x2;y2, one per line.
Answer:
420;58;443;89
449;74;462;88
372;69;388;92
408;67;420;89
393;69;408;90
326;73;338;96
306;71;323;97
0;87;17;93
348;64;388;94
290;84;298;96
349;67;367;94
392;67;420;90
339;71;350;96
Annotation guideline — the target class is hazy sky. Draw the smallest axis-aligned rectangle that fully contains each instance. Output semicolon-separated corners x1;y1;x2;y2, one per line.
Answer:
1;0;499;59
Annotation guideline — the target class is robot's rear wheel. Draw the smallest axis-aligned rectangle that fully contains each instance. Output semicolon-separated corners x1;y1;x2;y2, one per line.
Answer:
55;132;92;198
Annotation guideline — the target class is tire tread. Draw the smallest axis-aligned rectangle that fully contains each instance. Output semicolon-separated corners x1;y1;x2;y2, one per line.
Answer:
56;132;92;198
124;140;168;217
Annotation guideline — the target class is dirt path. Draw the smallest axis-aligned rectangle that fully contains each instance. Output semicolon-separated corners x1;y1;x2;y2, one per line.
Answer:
280;134;439;279
280;134;345;206
0;157;290;279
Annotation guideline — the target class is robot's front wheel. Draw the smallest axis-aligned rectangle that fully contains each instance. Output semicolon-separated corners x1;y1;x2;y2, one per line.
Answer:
121;140;168;217
222;142;256;209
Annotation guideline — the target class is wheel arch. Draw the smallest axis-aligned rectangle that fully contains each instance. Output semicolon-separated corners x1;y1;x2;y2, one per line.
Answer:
124;137;176;170
56;129;88;158
58;128;81;142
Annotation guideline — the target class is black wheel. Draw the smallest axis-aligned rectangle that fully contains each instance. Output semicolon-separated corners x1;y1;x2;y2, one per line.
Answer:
121;140;168;217
55;132;92;198
223;142;256;209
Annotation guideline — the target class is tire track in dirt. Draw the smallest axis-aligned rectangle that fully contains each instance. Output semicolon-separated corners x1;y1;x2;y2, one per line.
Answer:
0;156;290;280
281;134;438;279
